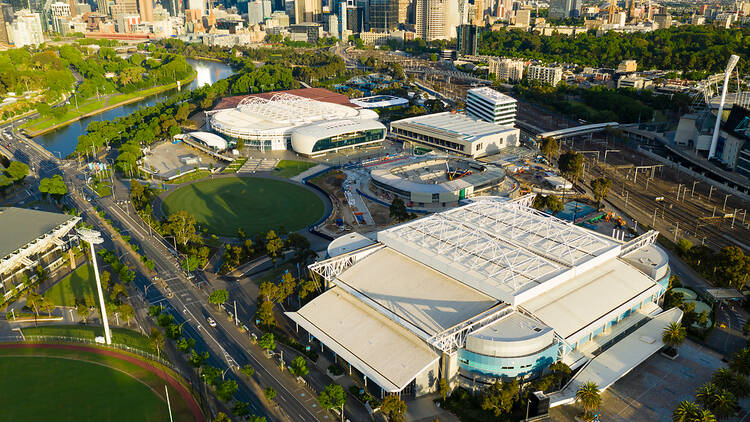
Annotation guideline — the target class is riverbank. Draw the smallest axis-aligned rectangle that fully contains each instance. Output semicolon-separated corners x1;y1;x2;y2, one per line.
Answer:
22;71;197;137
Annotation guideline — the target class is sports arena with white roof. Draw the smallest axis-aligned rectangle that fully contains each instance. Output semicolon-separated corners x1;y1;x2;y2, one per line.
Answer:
287;195;680;402
206;88;386;156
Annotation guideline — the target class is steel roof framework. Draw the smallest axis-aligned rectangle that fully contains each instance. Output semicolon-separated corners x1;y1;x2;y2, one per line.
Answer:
237;93;356;124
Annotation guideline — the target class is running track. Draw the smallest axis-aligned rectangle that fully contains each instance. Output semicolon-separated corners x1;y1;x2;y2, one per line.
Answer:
0;343;205;422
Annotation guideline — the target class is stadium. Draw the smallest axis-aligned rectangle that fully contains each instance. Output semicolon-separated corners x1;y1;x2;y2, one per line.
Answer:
287;195;681;407
206;88;386;156
369;157;508;206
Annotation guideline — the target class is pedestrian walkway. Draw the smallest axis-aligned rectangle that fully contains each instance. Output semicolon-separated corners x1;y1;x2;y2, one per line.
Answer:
291;164;330;183
237;158;279;174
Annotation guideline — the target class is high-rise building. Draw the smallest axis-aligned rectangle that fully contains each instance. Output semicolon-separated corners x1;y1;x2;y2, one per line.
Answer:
345;2;363;31
472;0;483;23
10;9;43;46
294;0;322;23
95;0;107;14
466;86;517;126
327;13;338;36
0;3;13;45
415;0;445;40
514;8;530;25
110;0;138;17
50;1;71;16
247;0;263;22
67;0;76;16
527;65;563;86
653;13;671;28
396;0;407;23
339;0;346;35
137;0;152;21
489;58;524;82
456;24;480;56
549;0;579;18
187;0;203;12
369;0;397;31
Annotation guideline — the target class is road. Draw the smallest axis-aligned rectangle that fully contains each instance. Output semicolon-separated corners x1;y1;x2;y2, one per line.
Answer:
1;129;339;421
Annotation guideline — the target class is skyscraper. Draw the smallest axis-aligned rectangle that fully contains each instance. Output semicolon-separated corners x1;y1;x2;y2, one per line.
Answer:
415;0;459;40
456;23;480;55
294;0;321;23
138;0;152;21
0;3;13;44
369;0;397;32
549;0;580;18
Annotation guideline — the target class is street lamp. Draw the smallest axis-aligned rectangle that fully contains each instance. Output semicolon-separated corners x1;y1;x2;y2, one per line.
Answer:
77;228;111;345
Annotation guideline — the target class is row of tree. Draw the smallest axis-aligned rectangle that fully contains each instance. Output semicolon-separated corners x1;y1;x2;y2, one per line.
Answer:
676;239;750;290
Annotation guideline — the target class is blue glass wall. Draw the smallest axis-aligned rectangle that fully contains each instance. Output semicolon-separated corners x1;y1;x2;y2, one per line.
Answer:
457;344;558;380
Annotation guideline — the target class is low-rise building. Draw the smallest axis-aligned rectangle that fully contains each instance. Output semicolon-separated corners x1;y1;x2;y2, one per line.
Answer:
466;86;517;126
527;64;563;86
489;58;524;82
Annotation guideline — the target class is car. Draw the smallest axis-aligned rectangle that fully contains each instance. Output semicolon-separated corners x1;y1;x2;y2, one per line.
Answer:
207;317;217;327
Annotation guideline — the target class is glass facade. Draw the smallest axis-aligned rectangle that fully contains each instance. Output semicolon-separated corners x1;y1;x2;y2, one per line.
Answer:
457;344;558;380
368;0;398;32
312;128;385;153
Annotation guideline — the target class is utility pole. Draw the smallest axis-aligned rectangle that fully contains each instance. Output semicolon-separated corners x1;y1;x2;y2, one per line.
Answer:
77;228;111;345
732;208;738;229
165;385;174;422
674;222;679;241
691;180;698;198
652;208;657;227
624;191;629;208
676;184;681;201
708;185;715;202
723;194;731;212
234;301;238;327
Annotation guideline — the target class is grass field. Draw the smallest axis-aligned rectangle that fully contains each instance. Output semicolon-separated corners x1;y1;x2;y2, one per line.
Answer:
274;160;317;178
44;264;95;307
22;325;157;354
168;170;211;185
162;176;325;237
0;347;194;421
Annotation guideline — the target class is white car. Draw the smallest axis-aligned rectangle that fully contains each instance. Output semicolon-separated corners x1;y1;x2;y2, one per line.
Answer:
207;317;217;327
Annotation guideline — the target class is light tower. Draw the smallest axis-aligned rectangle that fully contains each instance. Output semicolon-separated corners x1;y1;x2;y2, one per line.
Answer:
709;54;740;160
77;228;111;345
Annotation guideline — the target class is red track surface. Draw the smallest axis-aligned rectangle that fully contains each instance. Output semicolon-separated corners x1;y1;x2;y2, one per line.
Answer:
0;343;204;422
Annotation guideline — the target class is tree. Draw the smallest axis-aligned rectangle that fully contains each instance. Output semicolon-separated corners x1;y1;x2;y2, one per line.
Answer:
264;386;276;401
480;380;518;416
380;394;407;422
590;178;612;206
208;289;229;309
711;389;738;419
189;349;209;368
540;137;559;159
236;139;245;150
439;378;449;402
729;348;750;377
149;328;165;359
256;300;276;328
696;383;720;409
662;322;687;354
247;416;266;422
672;401;703;422
110;283;128;303
232;401;250;417
216;379;238;401
575;382;601;419
289;356;309;378
532;194;564;214
712;368;750;399
76;303;90;323
212;412;230;422
26;291;43;316
40;296;55;317
176;336;196;353
318;384;346;421
390;197;409;221
258;333;275;354
38;174;68;201
713;246;750;289
5;161;29;181
558;150;584;184
166;210;199;247
265;230;283;261
203;366;223;386
241;364;255;378
119;303;135;327
677;238;693;257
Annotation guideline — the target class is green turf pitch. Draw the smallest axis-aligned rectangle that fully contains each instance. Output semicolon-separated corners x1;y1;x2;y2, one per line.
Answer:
161;176;325;237
0;356;167;422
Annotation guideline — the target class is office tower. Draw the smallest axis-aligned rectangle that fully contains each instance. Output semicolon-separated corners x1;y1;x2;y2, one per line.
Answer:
0;3;12;44
339;0;346;34
327;12;337;36
456;24;479;55
138;0;152;21
345;2;363;31
67;0;76;16
95;0;107;14
514;8;529;25
549;0;579;18
369;0;397;31
187;0;203;11
473;0;482;23
248;0;263;22
396;0;407;23
415;0;459;40
294;0;321;23
466;87;517;126
10;9;43;46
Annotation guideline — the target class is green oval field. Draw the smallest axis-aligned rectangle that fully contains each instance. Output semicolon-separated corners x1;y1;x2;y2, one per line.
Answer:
0;356;171;421
162;176;325;237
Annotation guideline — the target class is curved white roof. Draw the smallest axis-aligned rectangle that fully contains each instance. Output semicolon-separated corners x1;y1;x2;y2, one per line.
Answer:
350;95;410;109
210;93;379;140
188;131;228;150
290;119;386;155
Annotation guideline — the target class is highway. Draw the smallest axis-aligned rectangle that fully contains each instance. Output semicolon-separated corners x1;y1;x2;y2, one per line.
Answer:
1;125;335;421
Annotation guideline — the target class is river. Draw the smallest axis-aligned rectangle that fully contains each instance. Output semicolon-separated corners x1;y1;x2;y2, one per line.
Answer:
34;58;234;158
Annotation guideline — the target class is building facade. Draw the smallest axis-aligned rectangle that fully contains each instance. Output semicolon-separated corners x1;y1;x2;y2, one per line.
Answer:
369;0;398;32
10;10;43;47
489;58;525;82
466;87;517;126
527;65;563;86
456;23;480;56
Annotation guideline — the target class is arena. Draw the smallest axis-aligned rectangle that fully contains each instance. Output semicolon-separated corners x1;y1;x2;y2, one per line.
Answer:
206;88;386;156
287;195;681;408
369;156;508;206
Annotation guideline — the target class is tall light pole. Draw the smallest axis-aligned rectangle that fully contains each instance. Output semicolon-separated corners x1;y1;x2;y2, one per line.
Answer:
77;228;111;345
709;55;740;159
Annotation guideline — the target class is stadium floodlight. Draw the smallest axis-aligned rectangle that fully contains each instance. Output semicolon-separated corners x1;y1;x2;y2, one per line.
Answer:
709;54;740;160
76;228;111;345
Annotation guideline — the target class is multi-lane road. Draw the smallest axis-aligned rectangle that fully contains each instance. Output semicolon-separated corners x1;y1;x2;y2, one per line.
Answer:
1;127;340;422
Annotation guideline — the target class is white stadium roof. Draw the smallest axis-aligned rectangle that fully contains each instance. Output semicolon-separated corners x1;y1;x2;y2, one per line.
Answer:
391;112;518;143
290;119;386;156
286;287;440;392
188;132;228;150
209;93;380;139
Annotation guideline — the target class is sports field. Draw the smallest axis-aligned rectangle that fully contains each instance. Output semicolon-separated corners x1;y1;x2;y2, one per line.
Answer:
161;176;325;237
0;345;198;421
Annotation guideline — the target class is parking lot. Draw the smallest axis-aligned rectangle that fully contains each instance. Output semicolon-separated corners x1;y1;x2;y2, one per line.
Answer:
550;340;726;421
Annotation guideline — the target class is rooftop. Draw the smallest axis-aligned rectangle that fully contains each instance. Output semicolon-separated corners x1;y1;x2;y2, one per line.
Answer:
213;88;358;111
467;87;517;105
0;208;77;259
391;112;518;143
370;157;506;194
285;287;440;392
188;131;227;150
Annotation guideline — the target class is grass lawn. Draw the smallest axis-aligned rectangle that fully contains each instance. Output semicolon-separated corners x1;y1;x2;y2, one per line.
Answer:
274;160;317;178
162;176;325;237
167;169;211;185
44;264;95;307
22;325;157;354
0;348;193;421
223;158;247;173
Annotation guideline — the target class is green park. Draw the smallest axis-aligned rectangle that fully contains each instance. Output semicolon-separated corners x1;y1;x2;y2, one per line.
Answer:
161;176;325;237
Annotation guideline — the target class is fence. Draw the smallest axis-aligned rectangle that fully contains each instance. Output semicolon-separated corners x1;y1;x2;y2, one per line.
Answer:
0;335;183;377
